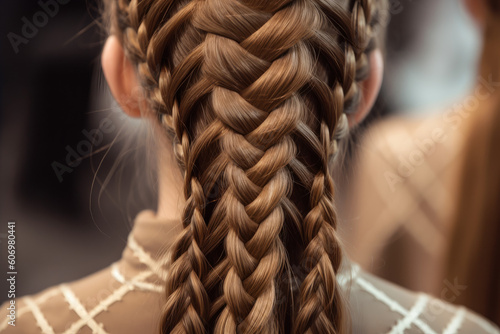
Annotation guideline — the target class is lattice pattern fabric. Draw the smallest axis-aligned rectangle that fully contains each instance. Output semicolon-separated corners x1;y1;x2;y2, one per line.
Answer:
1;211;498;333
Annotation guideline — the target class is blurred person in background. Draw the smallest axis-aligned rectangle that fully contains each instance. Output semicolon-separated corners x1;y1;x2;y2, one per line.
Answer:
341;0;500;326
445;0;500;324
2;0;499;333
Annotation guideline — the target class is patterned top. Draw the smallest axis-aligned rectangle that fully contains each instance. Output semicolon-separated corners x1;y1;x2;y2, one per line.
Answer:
1;210;498;334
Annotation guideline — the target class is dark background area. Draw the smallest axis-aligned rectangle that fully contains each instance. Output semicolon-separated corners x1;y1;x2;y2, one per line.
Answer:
0;0;153;302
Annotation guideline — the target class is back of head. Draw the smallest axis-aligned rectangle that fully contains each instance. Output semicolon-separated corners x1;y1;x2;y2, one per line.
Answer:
103;0;386;332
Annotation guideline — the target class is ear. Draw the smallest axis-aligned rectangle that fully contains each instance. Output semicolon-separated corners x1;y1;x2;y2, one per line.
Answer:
347;49;384;127
101;36;144;118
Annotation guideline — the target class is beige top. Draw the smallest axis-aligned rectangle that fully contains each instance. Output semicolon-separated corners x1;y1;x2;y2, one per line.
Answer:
1;210;498;334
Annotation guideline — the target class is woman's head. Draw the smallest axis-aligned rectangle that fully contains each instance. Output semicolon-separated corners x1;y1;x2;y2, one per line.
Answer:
101;0;386;333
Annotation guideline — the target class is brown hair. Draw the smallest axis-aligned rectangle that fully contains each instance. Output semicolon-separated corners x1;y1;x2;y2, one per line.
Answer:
445;4;500;325
103;0;386;332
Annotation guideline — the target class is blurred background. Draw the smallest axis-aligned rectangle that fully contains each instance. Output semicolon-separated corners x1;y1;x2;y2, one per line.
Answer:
0;0;156;301
0;0;486;316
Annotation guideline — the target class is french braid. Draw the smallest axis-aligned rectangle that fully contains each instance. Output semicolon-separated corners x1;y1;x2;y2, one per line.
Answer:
104;0;385;333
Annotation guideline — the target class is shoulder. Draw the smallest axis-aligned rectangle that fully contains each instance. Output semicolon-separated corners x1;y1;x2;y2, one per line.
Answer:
356;113;457;165
348;267;500;334
0;265;163;334
0;268;115;333
0;285;66;333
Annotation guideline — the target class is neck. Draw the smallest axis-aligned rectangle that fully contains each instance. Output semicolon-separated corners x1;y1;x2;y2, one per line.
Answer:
155;134;185;222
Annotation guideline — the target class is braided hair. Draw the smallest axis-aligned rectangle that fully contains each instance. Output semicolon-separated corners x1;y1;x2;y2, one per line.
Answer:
104;0;386;332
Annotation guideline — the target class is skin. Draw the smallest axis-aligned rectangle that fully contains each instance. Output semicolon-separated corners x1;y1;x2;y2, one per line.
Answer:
101;35;385;222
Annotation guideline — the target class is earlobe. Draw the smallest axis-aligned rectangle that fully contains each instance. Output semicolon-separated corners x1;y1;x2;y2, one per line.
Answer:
101;36;144;118
348;49;384;127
